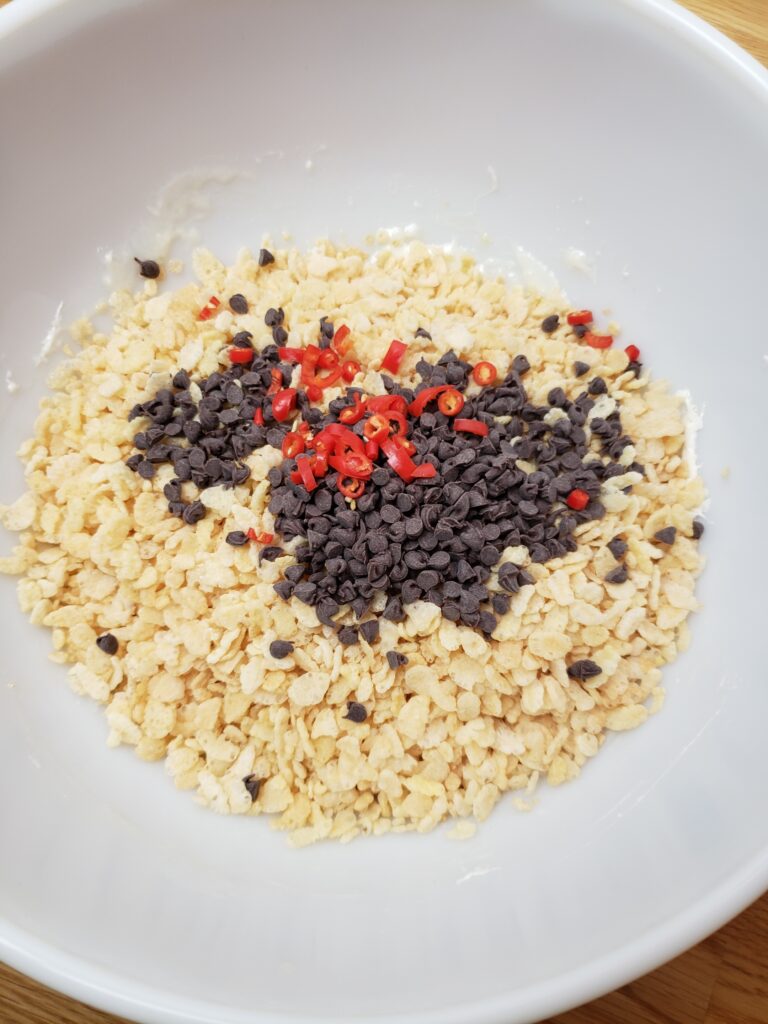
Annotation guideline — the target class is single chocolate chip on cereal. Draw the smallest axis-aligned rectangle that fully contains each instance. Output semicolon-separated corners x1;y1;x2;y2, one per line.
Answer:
588;377;607;395
386;650;408;669
258;248;275;267
567;659;603;681
607;536;628;559
573;361;590;377
338;625;359;646
264;307;284;327
225;531;249;547
229;294;249;314
96;633;118;655
243;774;262;801
541;314;560;333
653;526;677;545
692;518;705;540
182;501;206;525
269;640;294;659
360;619;380;644
605;564;629;585
232;331;254;349
415;327;432;340
344;701;368;723
272;325;288;345
134;257;160;279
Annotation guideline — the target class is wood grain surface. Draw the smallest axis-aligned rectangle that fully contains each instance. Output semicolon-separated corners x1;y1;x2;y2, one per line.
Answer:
0;1;766;1023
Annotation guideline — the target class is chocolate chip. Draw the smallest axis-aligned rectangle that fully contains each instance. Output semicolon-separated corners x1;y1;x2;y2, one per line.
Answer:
243;774;262;801
415;327;432;340
96;633;118;655
264;307;284;327
653;526;677;545
541;314;560;333
134;257;160;279
225;530;249;546
386;650;408;669
360;620;380;644
567;659;602;681
344;701;368;723
511;354;530;375
229;293;249;314
272;325;288;345
692;518;705;540
338;626;359;646
258;248;275;267
269;639;294;659
182;501;206;525
607;536;627;559
605;564;628;584
232;331;254;349
588;376;607;395
573;361;589;377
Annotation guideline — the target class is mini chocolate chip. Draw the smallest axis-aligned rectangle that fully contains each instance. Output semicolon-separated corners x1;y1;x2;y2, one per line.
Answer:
511;354;530;375
605;564;628;584
607;536;628;559
338;625;359;646
415;327;432;340
134;257;160;279
272;325;288;345
692;518;705;540
269;640;294;659
229;293;249;314
541;314;560;333
232;331;254;349
386;650;408;669
172;369;190;389
344;701;368;723
573;361;590;377
588;376;607;395
258;248;275;267
547;387;566;407
125;454;142;472
264;307;284;327
96;633;118;655
567;659;603;681
573;324;589;339
243;774;262;801
137;460;156;479
653;526;677;545
182;501;206;525
360;620;380;644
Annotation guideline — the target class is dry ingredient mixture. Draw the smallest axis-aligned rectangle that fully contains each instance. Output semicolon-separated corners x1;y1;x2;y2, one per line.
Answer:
0;241;705;844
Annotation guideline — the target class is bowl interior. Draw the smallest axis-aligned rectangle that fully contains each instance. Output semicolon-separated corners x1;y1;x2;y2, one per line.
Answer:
1;2;768;1023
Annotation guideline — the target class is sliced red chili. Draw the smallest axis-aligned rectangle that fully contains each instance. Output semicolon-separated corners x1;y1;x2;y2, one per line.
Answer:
281;432;305;459
367;394;408;415
309;453;328;477
364;439;380;461
198;296;220;321
625;344;641;362
316;424;365;454
338;394;367;425
318;348;340;370
585;332;613;349
272;388;297;422
332;324;351;355
411;462;438;479
567;310;593;326
408;385;449;417
267;367;283;395
337;474;366;499
437;388;465;417
229;347;254;364
385;410;407;436
363;413;390;444
295;455;318;491
396;437;417;456
306;384;322;402
453;418;489;436
278;347;305;363
253;408;264;426
328;451;373;479
381;437;416;481
565;488;589;510
341;360;361;383
298;421;311;435
472;361;497;387
381;339;407;374
247;528;274;544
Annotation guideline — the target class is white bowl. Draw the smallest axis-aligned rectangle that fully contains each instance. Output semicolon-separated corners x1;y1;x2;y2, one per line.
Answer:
1;2;767;1022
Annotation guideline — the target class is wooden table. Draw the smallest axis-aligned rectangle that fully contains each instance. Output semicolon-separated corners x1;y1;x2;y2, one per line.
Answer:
1;1;767;1023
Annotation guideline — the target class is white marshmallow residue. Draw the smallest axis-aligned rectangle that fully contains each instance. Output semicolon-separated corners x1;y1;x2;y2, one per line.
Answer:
676;389;704;482
562;246;596;281
35;301;64;365
5;369;19;393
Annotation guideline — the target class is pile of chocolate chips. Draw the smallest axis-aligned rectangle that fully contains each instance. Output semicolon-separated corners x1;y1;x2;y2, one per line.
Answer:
127;334;642;638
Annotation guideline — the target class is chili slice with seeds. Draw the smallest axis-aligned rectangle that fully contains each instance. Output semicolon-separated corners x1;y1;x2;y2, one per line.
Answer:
437;388;465;416
332;324;351;355
338;394;367;425
363;413;390;444
281;432;305;459
585;331;613;349
381;437;416;481
272;388;297;422
341;359;361;383
338;475;366;499
472;361;497;387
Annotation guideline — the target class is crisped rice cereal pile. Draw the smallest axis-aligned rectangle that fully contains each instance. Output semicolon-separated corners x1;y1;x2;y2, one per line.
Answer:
0;241;705;845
